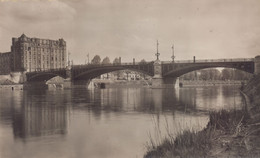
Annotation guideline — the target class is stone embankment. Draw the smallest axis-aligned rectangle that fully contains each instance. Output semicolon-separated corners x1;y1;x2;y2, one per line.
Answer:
144;75;260;158
0;74;24;90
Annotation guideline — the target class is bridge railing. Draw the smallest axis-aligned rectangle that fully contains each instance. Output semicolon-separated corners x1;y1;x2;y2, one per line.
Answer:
26;68;66;73
162;58;254;64
72;61;154;68
28;61;154;73
27;57;254;73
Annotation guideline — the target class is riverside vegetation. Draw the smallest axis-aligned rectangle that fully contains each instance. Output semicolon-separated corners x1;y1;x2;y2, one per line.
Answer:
144;74;260;158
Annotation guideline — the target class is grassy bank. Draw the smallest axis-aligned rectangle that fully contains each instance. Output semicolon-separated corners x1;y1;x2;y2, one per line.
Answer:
144;110;250;158
144;75;260;158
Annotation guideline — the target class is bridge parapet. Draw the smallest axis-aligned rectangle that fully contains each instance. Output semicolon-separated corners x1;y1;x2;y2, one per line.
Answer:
71;61;154;68
26;68;67;73
162;58;254;64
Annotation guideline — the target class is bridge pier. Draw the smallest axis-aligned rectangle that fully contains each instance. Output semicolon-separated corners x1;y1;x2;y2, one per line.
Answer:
152;77;178;88
62;79;73;89
152;59;179;88
62;79;90;89
255;56;260;75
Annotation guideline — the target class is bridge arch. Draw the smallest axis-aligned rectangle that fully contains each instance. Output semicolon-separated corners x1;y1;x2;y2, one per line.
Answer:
73;66;153;81
163;62;254;77
26;71;67;82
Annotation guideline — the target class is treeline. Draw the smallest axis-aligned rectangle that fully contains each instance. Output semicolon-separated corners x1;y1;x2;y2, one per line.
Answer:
180;68;252;81
90;55;147;65
90;55;119;65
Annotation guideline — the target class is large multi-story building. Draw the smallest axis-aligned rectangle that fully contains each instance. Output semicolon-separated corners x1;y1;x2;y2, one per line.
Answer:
11;34;67;72
0;34;67;74
0;52;12;74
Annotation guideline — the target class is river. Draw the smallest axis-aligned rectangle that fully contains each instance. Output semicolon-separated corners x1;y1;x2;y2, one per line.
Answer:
0;85;244;158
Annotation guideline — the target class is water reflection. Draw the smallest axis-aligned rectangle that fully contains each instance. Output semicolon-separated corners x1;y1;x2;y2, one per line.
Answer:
0;86;244;140
0;90;69;139
195;86;243;110
0;85;245;158
70;88;191;115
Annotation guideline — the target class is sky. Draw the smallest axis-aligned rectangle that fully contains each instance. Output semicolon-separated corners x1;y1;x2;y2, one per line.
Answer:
0;0;260;64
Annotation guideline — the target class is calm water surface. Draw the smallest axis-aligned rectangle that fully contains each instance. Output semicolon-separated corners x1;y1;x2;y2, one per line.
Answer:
0;86;244;158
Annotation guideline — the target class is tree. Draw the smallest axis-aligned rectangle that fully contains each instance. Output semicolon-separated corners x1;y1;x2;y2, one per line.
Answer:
208;69;221;80
100;57;111;79
181;72;196;80
199;70;210;80
139;59;147;65
180;68;221;81
111;58;121;79
113;57;120;65
102;57;111;65
233;69;252;80
91;55;101;65
198;68;221;80
221;69;232;80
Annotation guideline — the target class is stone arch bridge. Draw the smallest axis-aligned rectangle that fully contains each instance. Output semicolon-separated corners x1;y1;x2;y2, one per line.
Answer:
25;56;260;88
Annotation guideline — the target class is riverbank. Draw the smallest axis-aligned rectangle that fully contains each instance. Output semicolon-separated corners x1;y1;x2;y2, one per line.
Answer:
0;78;23;90
179;80;246;87
0;84;23;90
144;75;260;158
90;79;151;88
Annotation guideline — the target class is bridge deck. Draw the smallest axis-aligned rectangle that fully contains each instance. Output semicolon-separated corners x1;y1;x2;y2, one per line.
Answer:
25;57;255;82
162;58;254;64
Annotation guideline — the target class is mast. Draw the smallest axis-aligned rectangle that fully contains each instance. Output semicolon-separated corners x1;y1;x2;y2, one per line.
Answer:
155;40;160;60
171;44;175;62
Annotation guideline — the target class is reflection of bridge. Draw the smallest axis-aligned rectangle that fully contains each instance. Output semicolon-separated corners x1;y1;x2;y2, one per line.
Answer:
24;56;260;88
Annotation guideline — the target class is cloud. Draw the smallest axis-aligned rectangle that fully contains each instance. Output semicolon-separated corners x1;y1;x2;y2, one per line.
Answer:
0;0;76;35
0;0;76;51
0;0;76;23
0;0;260;63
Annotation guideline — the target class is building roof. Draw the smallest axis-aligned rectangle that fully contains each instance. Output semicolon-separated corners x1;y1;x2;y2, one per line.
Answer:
20;33;27;38
19;33;28;41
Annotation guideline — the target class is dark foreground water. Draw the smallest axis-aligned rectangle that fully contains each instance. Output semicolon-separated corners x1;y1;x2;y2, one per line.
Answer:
0;86;244;158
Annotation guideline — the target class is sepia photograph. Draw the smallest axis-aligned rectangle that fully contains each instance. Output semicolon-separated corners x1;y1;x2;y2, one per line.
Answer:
0;0;260;158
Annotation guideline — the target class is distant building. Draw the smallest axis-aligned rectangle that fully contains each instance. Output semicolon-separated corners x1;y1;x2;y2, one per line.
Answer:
0;34;67;74
11;34;67;72
100;70;149;81
0;52;12;74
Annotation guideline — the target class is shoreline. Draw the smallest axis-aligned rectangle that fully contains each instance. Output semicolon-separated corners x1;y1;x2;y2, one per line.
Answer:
0;84;23;90
144;75;260;158
179;80;246;87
